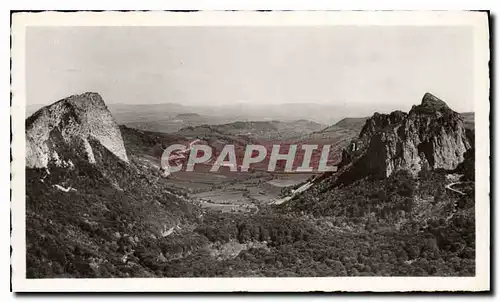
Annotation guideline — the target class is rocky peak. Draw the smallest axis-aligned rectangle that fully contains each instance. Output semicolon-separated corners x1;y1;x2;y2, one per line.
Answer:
335;93;472;183
409;92;453;116
421;92;450;109
26;92;129;168
359;110;407;139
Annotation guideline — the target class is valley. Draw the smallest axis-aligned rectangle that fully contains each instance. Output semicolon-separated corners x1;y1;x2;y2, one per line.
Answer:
25;92;476;278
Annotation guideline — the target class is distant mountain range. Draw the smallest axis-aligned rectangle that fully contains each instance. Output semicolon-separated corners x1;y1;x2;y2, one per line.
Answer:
104;102;374;133
27;101;474;134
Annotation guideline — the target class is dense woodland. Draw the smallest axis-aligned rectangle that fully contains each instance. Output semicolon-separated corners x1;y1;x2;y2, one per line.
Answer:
25;114;475;277
26;151;475;277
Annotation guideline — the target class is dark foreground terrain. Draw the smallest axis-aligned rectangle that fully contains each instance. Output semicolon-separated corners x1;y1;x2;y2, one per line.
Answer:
26;139;475;278
26;160;475;277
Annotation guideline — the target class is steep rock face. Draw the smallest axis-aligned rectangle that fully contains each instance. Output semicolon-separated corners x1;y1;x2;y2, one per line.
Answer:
26;92;129;168
359;110;407;139
339;93;472;180
338;110;406;169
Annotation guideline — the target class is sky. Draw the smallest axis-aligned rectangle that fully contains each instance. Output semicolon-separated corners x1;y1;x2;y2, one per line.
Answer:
26;26;474;112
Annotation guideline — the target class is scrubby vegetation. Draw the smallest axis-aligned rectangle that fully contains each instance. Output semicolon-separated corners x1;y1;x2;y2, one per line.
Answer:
273;167;475;277
26;140;475;278
27;158;475;278
149;204;474;277
26;123;476;278
25;139;200;278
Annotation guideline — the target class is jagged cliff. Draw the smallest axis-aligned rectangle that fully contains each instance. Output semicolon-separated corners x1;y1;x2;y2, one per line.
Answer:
25;93;200;278
338;93;472;182
26;92;129;168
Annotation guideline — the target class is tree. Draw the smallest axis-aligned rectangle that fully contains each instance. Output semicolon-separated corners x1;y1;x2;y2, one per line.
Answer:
418;160;432;180
386;169;416;198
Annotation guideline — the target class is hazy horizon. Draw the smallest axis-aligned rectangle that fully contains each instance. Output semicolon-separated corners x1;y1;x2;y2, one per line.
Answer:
27;26;475;113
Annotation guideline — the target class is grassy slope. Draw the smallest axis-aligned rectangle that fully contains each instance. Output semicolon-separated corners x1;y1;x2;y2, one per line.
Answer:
26;134;200;278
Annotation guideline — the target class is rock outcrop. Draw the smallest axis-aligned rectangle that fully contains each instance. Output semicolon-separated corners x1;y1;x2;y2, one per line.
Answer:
338;93;472;181
26;92;129;168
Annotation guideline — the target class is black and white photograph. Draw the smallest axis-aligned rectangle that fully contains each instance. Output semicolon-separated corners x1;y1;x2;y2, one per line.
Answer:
10;11;490;292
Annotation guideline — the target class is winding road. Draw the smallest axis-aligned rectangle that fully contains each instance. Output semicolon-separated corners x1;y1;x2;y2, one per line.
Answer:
272;180;315;205
445;182;466;196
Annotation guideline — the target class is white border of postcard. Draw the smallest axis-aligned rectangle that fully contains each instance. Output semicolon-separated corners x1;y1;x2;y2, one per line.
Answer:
11;11;490;292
